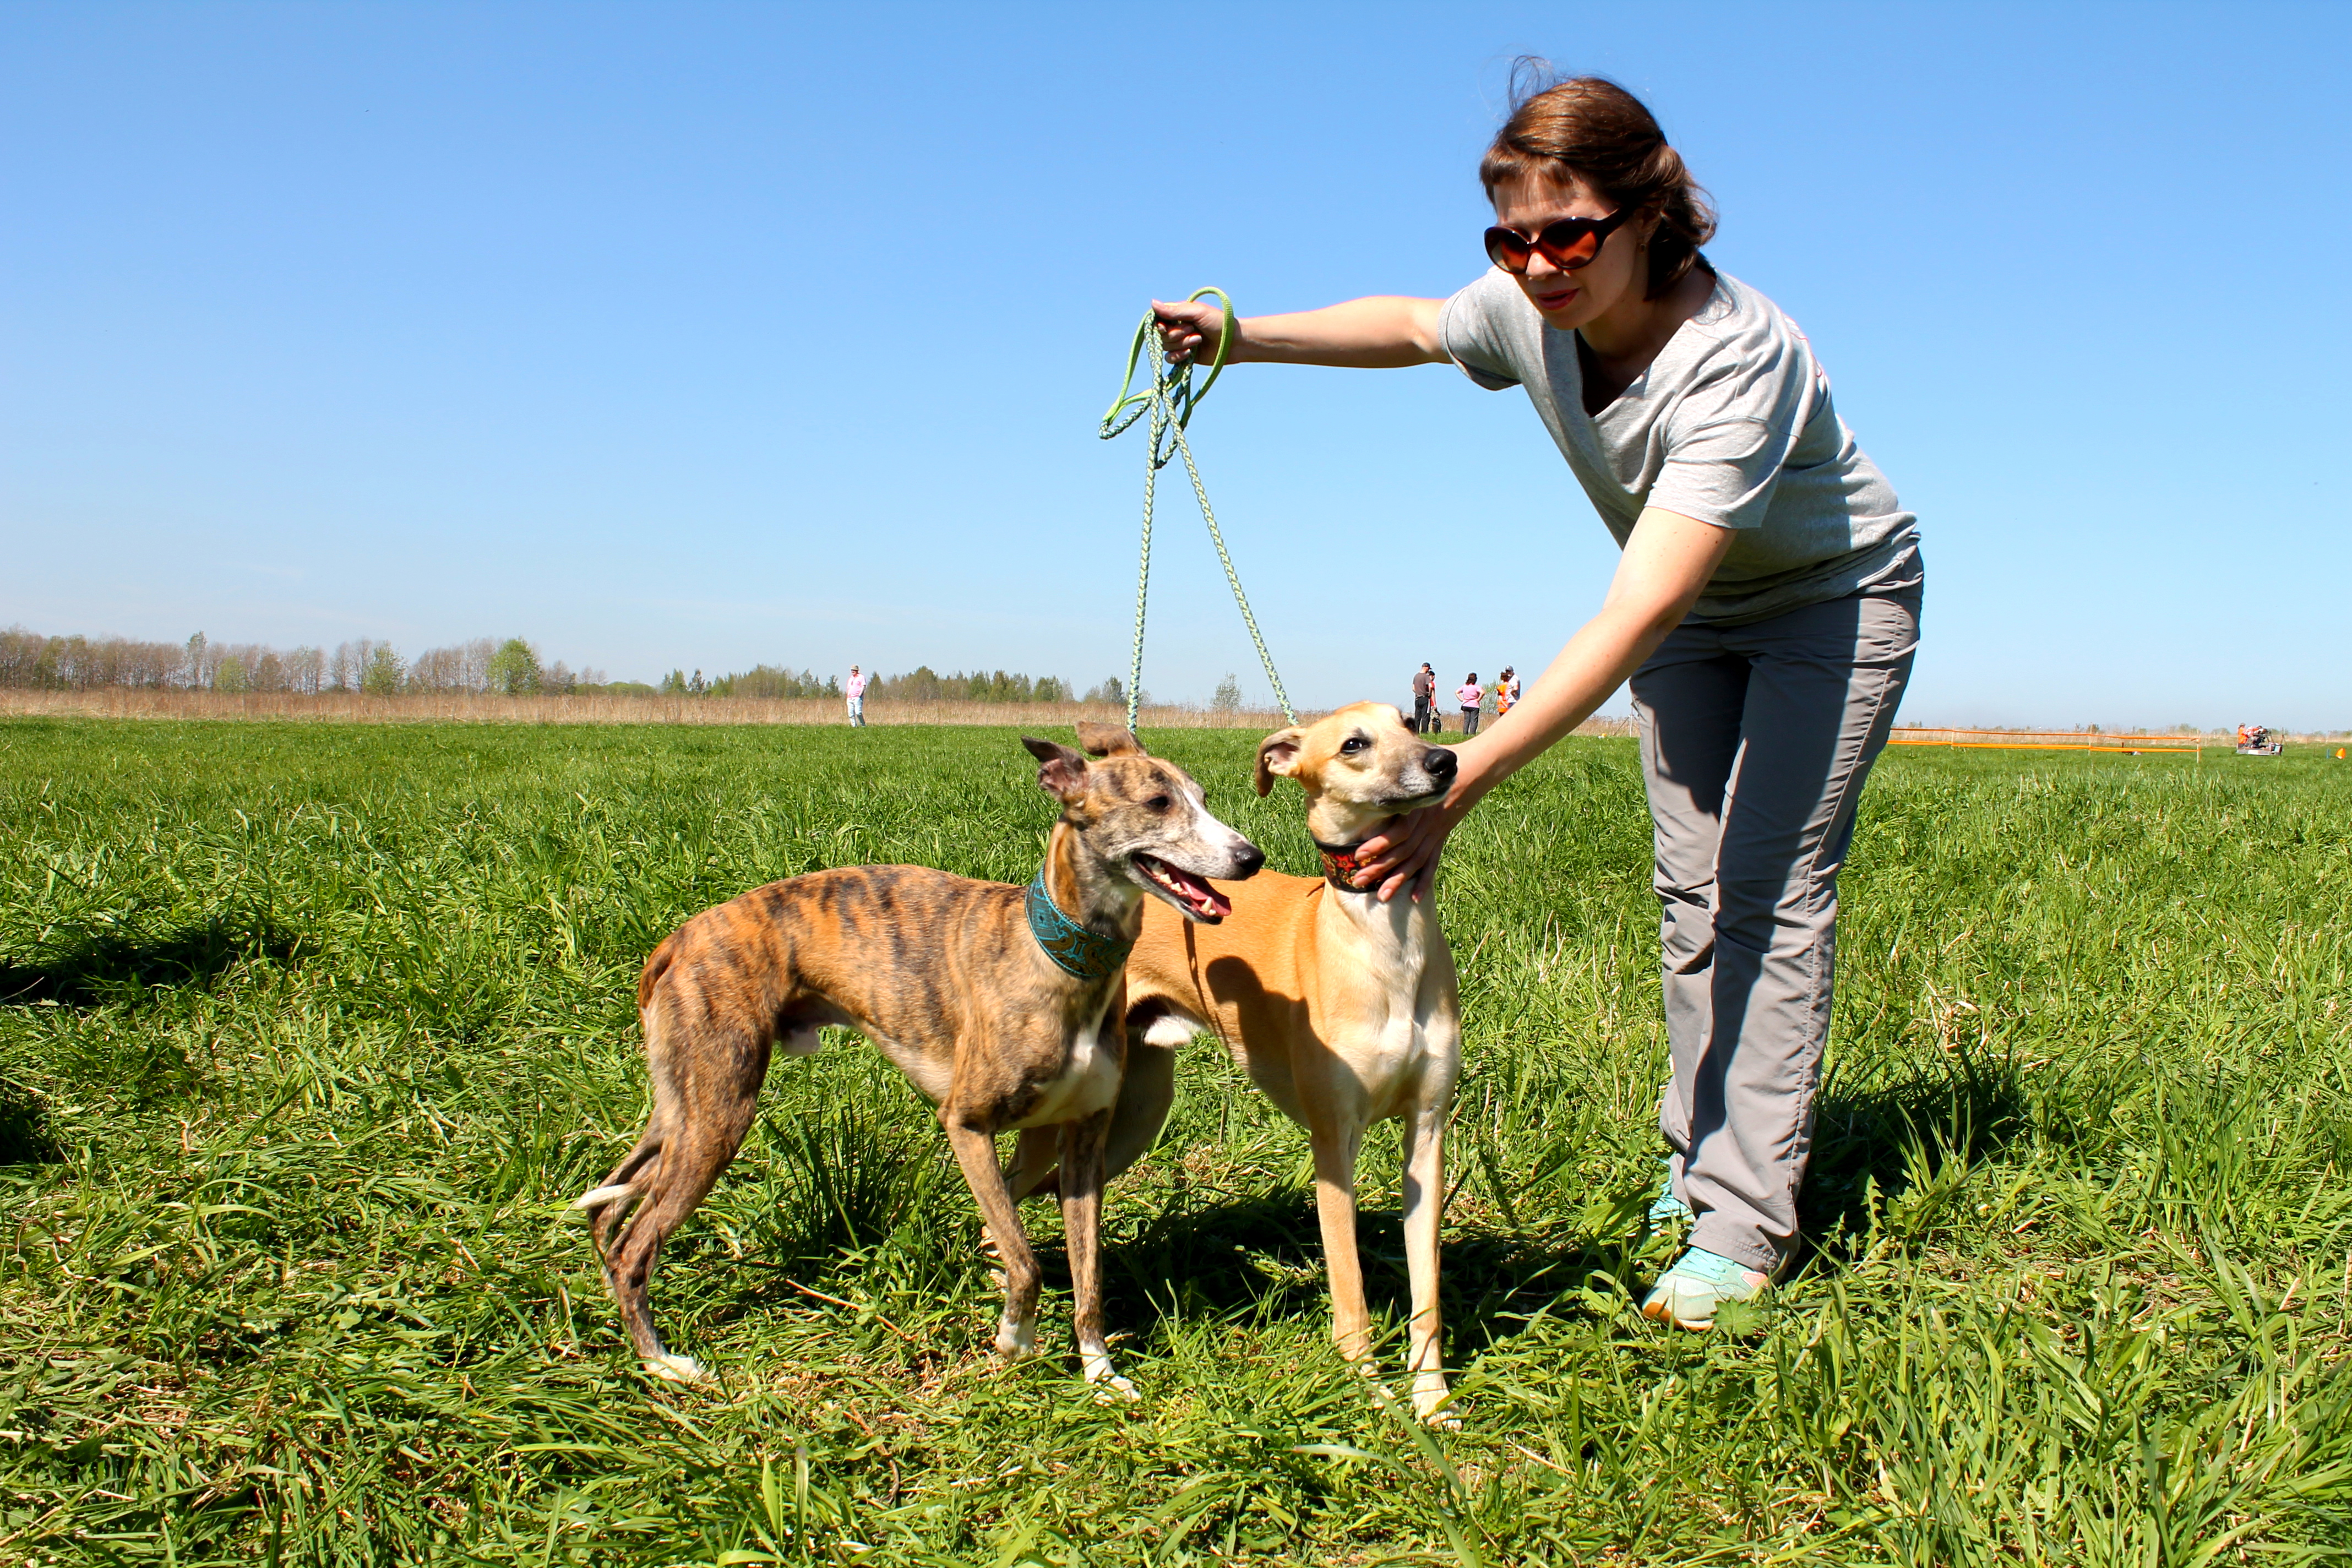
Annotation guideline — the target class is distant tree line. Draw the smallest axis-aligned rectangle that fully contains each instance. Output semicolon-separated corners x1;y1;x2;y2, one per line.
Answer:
2;627;1145;708
0;627;613;697
661;665;1131;705
868;667;1084;704
673;666;840;699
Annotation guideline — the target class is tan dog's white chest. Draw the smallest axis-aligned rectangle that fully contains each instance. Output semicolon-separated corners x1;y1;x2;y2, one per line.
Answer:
1320;891;1442;1117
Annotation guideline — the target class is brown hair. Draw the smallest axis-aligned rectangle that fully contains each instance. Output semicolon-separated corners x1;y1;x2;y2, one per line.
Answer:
1479;66;1716;300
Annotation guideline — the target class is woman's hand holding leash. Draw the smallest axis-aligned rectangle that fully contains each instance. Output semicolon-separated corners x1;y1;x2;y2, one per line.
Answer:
1153;299;1228;366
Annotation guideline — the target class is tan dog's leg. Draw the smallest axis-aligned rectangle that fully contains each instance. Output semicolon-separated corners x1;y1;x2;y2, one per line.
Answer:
1103;1029;1177;1180
1309;1118;1375;1374
1003;1128;1059;1201
1059;1108;1137;1398
944;1117;1042;1358
1398;1101;1451;1423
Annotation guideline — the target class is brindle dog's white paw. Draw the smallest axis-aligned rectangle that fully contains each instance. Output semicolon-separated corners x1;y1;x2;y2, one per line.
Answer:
995;1314;1038;1360
1084;1354;1140;1403
643;1352;710;1384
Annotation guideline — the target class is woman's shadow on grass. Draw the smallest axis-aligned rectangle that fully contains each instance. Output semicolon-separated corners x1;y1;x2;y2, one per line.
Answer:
1097;1182;1625;1359
0;912;302;1155
1795;1048;2033;1266
0;913;299;1010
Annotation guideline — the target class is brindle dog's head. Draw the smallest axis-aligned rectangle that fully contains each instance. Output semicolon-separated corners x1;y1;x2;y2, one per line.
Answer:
1252;701;1458;843
1023;729;1263;921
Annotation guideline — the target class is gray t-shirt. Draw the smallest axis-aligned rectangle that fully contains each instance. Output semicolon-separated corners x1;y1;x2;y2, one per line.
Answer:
1439;268;1919;624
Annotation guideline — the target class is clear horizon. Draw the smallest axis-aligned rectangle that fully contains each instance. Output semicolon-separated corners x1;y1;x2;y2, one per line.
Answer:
6;3;2346;729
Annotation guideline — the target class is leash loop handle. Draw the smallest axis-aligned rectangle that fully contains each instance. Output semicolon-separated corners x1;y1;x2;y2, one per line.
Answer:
1099;288;1294;736
1098;287;1234;470
1098;288;1294;736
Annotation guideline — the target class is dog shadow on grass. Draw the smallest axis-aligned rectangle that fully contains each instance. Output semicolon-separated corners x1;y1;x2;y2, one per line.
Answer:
0;913;301;1010
699;1106;1614;1366
700;1049;2033;1366
0;1076;61;1165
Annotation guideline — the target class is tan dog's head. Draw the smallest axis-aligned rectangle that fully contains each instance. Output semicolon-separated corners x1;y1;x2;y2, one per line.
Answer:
1252;701;1459;843
1023;729;1264;921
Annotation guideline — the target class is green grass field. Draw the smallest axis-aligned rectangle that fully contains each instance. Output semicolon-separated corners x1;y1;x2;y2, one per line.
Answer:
3;718;2349;1566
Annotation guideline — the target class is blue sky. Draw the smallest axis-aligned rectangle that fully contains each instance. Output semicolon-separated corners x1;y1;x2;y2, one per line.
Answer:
4;2;2345;727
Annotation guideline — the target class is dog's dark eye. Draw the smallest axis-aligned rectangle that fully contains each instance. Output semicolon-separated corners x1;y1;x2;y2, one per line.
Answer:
1146;794;1172;812
1341;736;1369;755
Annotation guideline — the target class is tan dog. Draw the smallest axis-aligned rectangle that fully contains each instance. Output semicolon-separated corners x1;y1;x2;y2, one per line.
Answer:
1019;705;1463;1419
576;735;1262;1396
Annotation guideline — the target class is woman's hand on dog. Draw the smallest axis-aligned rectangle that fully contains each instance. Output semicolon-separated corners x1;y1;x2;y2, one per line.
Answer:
1352;803;1450;903
1353;742;1496;902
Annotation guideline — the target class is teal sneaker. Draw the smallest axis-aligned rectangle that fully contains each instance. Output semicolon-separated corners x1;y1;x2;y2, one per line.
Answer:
1641;1248;1768;1331
1647;1158;1692;1227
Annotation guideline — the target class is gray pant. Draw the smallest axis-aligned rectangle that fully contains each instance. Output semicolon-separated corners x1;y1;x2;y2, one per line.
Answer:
1634;587;1920;1272
1461;707;1481;737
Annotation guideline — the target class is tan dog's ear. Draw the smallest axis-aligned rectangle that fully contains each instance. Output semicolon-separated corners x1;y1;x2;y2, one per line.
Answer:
1022;736;1089;806
1254;728;1304;797
1074;721;1145;759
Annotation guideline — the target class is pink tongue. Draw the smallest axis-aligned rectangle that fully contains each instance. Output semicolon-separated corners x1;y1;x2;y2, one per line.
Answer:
1157;861;1226;917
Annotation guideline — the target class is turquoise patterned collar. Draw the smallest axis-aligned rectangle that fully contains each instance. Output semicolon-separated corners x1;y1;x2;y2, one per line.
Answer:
1025;867;1134;982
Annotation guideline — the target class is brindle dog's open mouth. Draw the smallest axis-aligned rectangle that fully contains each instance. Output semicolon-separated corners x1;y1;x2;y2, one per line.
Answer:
1134;853;1231;922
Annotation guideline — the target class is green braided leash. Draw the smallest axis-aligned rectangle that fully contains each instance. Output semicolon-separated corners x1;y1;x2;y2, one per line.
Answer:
1099;288;1295;736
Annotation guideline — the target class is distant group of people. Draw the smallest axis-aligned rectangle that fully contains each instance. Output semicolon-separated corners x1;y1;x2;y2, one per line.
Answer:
1409;662;1520;737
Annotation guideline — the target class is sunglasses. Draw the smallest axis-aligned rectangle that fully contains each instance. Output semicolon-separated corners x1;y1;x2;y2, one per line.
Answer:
1483;206;1636;274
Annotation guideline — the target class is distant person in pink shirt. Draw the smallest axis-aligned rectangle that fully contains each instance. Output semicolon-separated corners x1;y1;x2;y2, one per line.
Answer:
1456;673;1484;736
845;665;869;727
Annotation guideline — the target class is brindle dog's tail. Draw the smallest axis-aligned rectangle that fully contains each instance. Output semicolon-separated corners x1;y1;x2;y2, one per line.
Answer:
579;927;777;1381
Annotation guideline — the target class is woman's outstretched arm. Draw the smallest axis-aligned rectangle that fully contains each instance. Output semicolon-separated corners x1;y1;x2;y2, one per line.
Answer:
1154;296;1450;369
1353;506;1740;900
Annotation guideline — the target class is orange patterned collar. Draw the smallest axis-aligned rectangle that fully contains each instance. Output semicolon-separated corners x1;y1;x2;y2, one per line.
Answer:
1314;840;1375;894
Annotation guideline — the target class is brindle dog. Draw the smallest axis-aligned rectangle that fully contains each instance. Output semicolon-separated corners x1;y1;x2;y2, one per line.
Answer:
576;734;1261;1396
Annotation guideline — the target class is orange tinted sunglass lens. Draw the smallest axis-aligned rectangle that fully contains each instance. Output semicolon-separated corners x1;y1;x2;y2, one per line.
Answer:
1483;227;1531;271
1540;226;1601;266
1485;218;1611;273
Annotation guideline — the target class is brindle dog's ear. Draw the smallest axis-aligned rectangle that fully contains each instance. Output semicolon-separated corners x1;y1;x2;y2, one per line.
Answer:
1074;721;1145;759
1254;728;1305;797
1022;736;1090;806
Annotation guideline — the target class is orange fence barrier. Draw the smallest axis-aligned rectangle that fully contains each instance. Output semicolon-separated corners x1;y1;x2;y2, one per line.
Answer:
1886;727;2203;758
